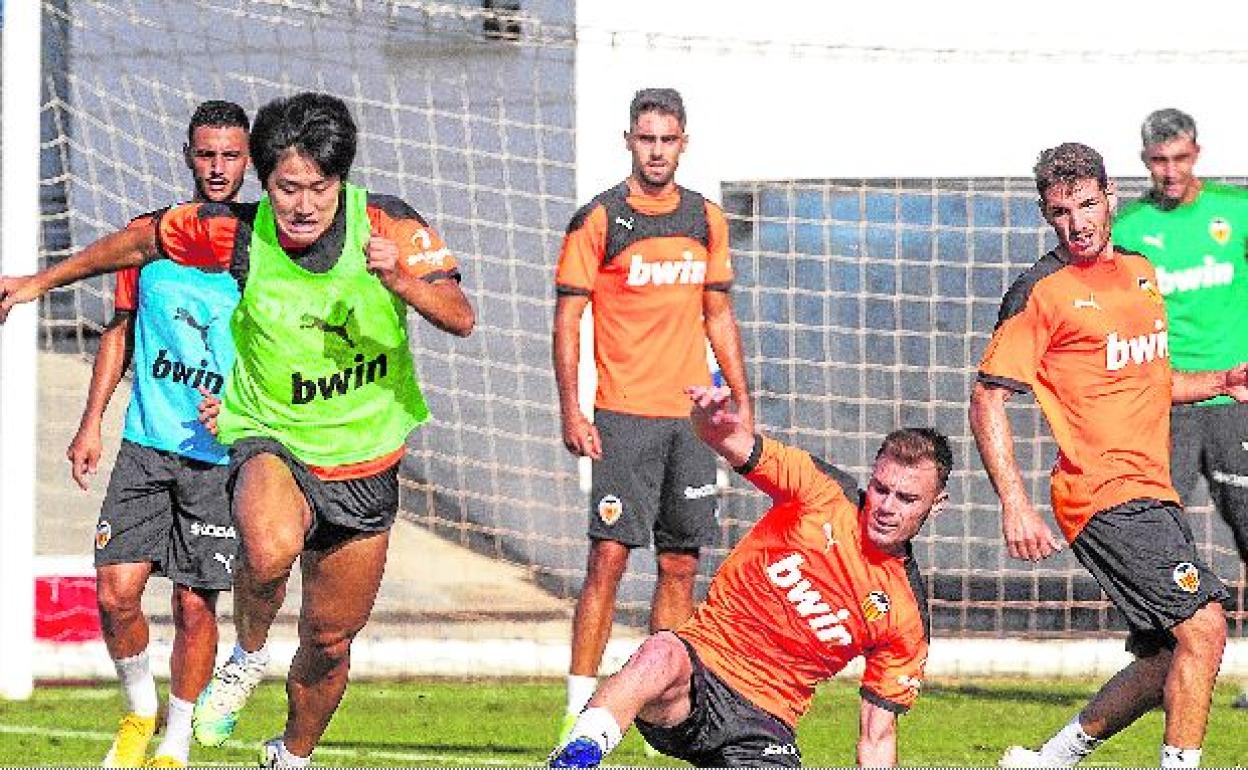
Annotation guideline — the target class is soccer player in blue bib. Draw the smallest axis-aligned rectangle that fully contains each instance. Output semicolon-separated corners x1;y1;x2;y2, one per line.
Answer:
65;100;250;768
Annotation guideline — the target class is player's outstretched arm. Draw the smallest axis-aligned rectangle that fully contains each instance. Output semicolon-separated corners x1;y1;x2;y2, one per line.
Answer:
1173;363;1248;404
687;385;753;467
0;223;157;323
364;230;474;337
969;381;1063;561
857;698;898;767
67;311;134;490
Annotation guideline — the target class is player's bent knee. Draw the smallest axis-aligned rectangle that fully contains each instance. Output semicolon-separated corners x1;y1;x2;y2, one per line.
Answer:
632;632;690;684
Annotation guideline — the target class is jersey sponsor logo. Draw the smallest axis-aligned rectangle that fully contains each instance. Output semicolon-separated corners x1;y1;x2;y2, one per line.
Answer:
291;352;389;405
173;307;216;352
1155;257;1235;296
1072;293;1101;311
95;520;112;550
1173;562;1200;593
683;483;716;500
614;216;635;231
766;553;854;646
151;349;225;395
1105;320;1168;372
862;590;891;622
625;252;707;287
597;494;623;525
1209;217;1231;246
190;522;237;539
1142;233;1166;250
300;308;356;348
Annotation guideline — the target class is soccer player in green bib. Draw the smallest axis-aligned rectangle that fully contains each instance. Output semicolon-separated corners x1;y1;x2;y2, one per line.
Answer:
1114;108;1248;709
0;92;475;767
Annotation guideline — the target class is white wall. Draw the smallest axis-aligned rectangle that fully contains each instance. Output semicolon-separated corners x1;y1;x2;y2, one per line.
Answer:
576;0;1248;202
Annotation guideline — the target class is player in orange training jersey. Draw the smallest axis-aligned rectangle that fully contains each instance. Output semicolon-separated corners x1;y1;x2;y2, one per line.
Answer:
971;142;1248;769
549;385;949;768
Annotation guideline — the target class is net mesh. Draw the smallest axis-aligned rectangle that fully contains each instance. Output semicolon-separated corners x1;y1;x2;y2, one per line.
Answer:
33;0;1248;638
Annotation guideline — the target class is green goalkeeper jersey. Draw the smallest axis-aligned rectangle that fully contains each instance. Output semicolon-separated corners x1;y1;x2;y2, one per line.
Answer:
1115;181;1248;404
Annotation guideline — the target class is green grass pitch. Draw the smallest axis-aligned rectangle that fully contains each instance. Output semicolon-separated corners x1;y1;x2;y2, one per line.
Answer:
1;678;1245;766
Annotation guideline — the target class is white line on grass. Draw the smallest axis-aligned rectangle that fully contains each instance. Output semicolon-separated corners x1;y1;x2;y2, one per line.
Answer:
0;723;531;766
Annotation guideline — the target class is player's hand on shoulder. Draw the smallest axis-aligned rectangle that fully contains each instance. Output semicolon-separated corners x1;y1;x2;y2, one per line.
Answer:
1001;497;1063;562
198;386;221;436
561;409;602;460
365;230;403;289
66;423;103;491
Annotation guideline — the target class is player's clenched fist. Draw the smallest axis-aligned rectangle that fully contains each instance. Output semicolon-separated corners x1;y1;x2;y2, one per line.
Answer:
365;230;403;289
0;274;39;323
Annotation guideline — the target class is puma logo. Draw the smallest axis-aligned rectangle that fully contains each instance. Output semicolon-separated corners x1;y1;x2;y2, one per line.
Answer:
213;552;234;574
1073;294;1101;311
615;216;635;230
300;308;356;348
173;307;215;352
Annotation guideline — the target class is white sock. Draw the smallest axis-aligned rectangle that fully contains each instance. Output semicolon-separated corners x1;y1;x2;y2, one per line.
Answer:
1038;716;1101;765
566;674;597;715
567;707;623;755
1161;744;1201;768
232;641;269;668
276;739;311;767
154;696;194;762
113;651;158;717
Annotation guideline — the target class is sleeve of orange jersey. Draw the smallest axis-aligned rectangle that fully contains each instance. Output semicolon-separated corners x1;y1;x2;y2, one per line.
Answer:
703;201;733;291
738;436;844;510
114;214;158;312
977;289;1053;393
156;204;235;270
859;623;927;713
367;206;461;283
555;204;607;295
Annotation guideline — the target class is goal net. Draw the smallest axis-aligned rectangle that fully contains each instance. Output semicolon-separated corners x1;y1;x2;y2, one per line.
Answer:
28;0;1246;648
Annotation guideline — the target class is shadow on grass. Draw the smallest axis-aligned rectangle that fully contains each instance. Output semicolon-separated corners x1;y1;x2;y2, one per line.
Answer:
924;682;1092;706
319;739;535;756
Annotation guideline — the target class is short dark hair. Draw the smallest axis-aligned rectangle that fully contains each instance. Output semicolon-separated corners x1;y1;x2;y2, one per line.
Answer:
1033;142;1108;198
876;428;953;489
1141;107;1197;148
249;92;357;184
187;100;249;143
629;87;686;130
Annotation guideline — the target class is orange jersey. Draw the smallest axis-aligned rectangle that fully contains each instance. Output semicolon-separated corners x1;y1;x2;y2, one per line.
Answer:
114;213;161;312
153;193;458;480
678;437;929;728
977;248;1178;541
556;183;733;417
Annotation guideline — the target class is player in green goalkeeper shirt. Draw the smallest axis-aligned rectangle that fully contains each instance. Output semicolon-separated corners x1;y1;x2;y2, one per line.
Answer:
1114;108;1248;708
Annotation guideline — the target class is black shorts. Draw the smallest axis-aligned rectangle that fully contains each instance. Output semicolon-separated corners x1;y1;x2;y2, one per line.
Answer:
1071;498;1229;656
227;438;399;552
589;409;718;550
1170;401;1248;551
95;440;234;591
637;636;800;768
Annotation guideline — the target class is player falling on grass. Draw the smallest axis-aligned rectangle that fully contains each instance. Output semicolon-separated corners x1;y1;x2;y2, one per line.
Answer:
552;87;752;747
64;100;249;768
1113;108;1248;709
549;385;948;768
0;91;474;768
970;142;1248;768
